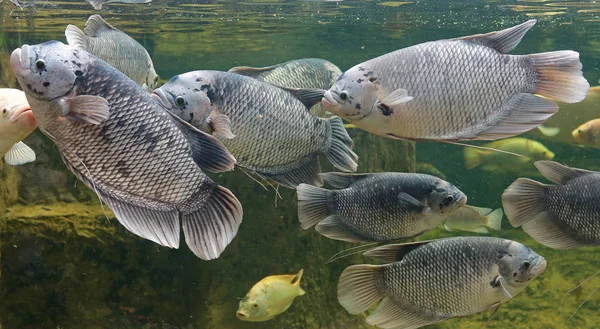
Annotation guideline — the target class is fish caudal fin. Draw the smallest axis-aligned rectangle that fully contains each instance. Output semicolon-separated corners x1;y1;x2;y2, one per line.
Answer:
261;155;323;188
182;184;243;260
530;50;590;103
323;116;358;172
315;215;370;243
337;264;384;314
297;183;331;229
292;269;306;296
485;208;504;231
502;178;548;227
4;141;36;166
367;296;441;329
65;25;89;50
462;147;482;169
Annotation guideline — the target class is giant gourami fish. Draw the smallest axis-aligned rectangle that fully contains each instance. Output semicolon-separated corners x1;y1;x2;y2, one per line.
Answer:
0;88;36;165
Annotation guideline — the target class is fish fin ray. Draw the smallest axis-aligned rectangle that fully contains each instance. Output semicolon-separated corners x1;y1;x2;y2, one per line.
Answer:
259;155;323;188
323;116;358;172
502;178;548;227
315;215;370;242
319;172;373;188
367;296;442;329
472;93;558;140
379;88;413;108
297;183;331;229
453;19;536;54
4;141;36;165
227;64;281;78
167;110;236;173
337;264;384;314
363;241;432;263
84;14;117;36
534;160;592;184
530;50;590;103
208;114;235;139
65;25;89;50
182;184;243;260
59;95;110;125
463;147;482;169
522;212;585;249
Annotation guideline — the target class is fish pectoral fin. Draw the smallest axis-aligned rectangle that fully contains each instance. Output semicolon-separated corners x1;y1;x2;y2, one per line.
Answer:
534;160;593;184
397;192;426;211
363;241;433;263
166;110;236;173
493;276;512;299
315;215;371;243
378;88;413;108
366;296;441;329
4;141;36;166
58;95;110;125
452;19;536;54
227;64;281;78
276;86;327;109
209;114;235;139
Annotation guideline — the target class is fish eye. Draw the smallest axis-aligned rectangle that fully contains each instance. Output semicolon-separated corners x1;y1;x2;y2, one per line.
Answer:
253;304;258;308
445;195;454;203
175;96;185;107
35;59;46;70
339;91;348;100
523;261;530;269
1;107;7;116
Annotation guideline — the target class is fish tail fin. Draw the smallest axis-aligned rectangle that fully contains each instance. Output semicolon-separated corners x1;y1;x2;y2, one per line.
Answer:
323;116;358;172
463;147;482;169
338;264;384;314
297;183;332;229
530;50;590;103
182;184;243;260
65;25;89;50
485;208;504;231
501;178;547;227
292;269;306;296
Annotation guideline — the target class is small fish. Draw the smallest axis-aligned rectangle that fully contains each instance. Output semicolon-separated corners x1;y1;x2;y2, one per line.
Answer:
153;71;358;189
322;20;589;142
463;137;554;171
65;15;159;91
443;205;503;233
86;0;150;10
338;237;546;329
11;41;242;260
237;269;305;322
502;161;600;249
415;162;446;179
229;58;342;117
0;88;36;165
572;118;600;147
297;172;467;242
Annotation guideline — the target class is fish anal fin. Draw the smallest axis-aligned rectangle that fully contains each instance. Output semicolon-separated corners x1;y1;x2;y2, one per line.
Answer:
367;296;442;329
261;154;323;188
58;95;110;125
453;19;536;54
84;14;118;36
315;215;370;243
534;160;593;184
522;212;585;250
319;172;374;188
363;241;433;263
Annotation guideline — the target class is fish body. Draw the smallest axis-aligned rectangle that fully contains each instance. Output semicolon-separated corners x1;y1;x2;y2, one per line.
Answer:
237;269;305;322
463;137;554;171
229;58;342;117
572;118;600;147
10;41;242;260
503;161;600;249
323;20;589;142
0;88;36;165
443;205;503;233
338;237;546;329
86;0;150;10
297;172;467;242
65;15;158;90
153;70;358;188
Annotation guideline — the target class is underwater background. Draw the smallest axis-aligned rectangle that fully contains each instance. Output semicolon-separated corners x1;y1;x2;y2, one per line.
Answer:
1;0;600;328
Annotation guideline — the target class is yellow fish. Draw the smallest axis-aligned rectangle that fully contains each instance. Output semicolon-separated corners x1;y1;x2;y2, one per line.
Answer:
236;269;305;322
463;137;554;172
442;205;503;234
572;118;600;147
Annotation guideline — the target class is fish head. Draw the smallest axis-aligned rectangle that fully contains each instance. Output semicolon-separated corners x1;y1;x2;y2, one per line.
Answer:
0;101;36;139
152;73;212;128
10;41;90;102
322;66;380;121
427;179;467;214
236;292;268;322
572;120;598;144
499;241;547;286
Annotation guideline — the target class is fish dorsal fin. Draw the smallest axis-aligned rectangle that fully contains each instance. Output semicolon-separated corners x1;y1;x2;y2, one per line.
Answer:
228;64;281;79
534;160;593;184
165;109;236;173
276;86;327;109
363;241;433;263
319;172;373;189
453;19;537;54
291;268;304;285
84;15;117;37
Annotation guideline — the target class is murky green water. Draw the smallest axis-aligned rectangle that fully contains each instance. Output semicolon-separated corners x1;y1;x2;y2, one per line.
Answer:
1;0;600;328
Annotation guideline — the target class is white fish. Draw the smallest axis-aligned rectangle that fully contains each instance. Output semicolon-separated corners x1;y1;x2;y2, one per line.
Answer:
0;88;36;165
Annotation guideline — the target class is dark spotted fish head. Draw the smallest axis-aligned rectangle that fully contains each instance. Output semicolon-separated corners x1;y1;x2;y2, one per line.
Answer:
322;64;379;121
152;73;212;128
10;41;91;101
427;179;467;214
498;240;547;286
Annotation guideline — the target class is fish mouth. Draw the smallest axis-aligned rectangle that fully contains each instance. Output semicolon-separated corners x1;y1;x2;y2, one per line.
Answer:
151;89;171;109
236;312;247;320
456;194;468;207
322;90;339;107
9;104;33;123
10;46;30;75
532;257;547;275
